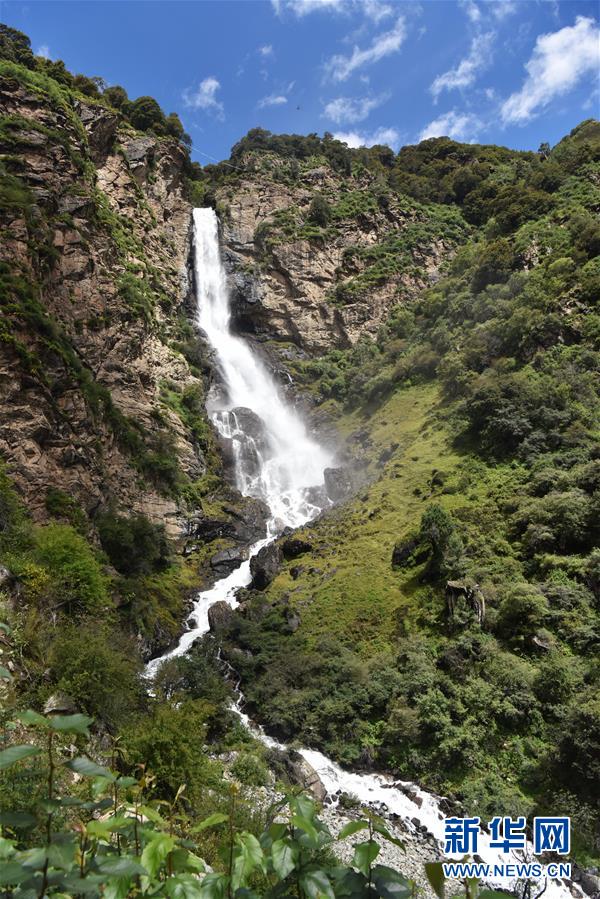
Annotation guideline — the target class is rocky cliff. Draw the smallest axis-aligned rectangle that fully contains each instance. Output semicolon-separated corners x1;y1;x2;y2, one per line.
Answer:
215;153;468;353
1;65;201;538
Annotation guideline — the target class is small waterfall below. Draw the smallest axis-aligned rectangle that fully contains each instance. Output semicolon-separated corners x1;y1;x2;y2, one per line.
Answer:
145;209;576;899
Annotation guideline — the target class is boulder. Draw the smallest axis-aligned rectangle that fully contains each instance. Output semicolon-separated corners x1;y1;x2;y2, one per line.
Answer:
207;601;235;633
324;467;353;503
250;543;283;589
223;496;269;544
210;546;249;575
266;748;327;802
282;537;313;560
44;693;78;716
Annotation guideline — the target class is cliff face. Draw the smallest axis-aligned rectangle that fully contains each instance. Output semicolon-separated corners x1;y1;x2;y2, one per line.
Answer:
1;69;202;537
216;155;468;353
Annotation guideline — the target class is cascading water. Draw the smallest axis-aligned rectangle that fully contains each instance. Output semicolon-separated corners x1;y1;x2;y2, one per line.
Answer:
145;210;577;899
145;207;332;677
194;206;330;532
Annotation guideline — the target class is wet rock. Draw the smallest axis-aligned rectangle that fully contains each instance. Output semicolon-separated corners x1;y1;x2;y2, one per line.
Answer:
210;546;249;575
250;542;283;589
379;443;399;464
282;537;313;560
223;496;269;544
324;467;353;503
208;601;235;633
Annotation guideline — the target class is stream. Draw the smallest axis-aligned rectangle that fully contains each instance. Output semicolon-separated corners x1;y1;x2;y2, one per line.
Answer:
145;208;578;899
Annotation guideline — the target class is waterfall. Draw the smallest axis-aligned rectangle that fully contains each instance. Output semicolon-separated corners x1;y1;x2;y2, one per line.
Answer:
145;210;577;899
145;207;331;676
194;206;331;532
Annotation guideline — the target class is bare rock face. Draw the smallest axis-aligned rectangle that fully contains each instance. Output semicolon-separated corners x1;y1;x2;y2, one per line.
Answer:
217;165;457;353
0;74;200;539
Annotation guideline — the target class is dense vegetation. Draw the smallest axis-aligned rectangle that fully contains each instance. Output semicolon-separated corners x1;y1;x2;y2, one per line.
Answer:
209;120;600;862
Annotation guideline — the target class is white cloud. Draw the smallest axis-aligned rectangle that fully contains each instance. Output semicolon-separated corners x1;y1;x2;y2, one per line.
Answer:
363;0;394;23
259;44;274;57
258;93;288;108
430;32;494;100
323;92;389;124
459;0;481;24
183;77;224;119
272;0;344;15
419;109;483;142
501;15;600;124
333;125;401;149
36;44;50;59
326;16;406;81
491;0;518;20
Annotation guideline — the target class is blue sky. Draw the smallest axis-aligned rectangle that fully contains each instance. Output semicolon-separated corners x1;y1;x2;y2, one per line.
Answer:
1;0;598;163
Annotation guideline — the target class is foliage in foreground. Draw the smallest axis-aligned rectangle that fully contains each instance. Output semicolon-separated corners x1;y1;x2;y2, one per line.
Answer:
0;704;508;899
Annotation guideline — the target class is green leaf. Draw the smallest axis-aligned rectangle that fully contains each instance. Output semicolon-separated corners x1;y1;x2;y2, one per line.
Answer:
61;873;106;894
299;868;335;899
116;775;137;787
191;812;228;833
231;832;264;891
292;813;319;845
0;665;12;680
0;861;30;886
86;815;132;837
96;856;147;876
338;820;370;840
66;755;113;779
371;865;415;899
0;811;36;829
199;872;229;899
270;837;299;879
291;793;316;821
425;862;446;899
353;840;380;877
0;622;11;634
50;713;93;735
165;873;205;899
141;832;176;878
15;710;48;727
0;744;41;769
138;804;168;826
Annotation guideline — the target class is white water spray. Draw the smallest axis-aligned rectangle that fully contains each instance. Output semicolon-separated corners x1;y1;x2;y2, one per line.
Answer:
145;211;577;899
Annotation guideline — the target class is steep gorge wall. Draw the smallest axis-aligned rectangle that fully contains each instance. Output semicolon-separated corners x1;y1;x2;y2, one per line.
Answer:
215;156;468;354
1;68;203;537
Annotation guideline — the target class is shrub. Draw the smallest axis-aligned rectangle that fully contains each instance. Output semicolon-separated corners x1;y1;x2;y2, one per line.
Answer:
307;194;331;227
122;700;223;802
32;523;109;615
231;750;269;787
96;510;170;576
46;621;143;728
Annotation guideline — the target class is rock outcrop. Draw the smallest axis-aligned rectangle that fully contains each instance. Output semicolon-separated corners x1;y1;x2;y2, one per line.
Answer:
0;72;199;538
216;160;464;353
